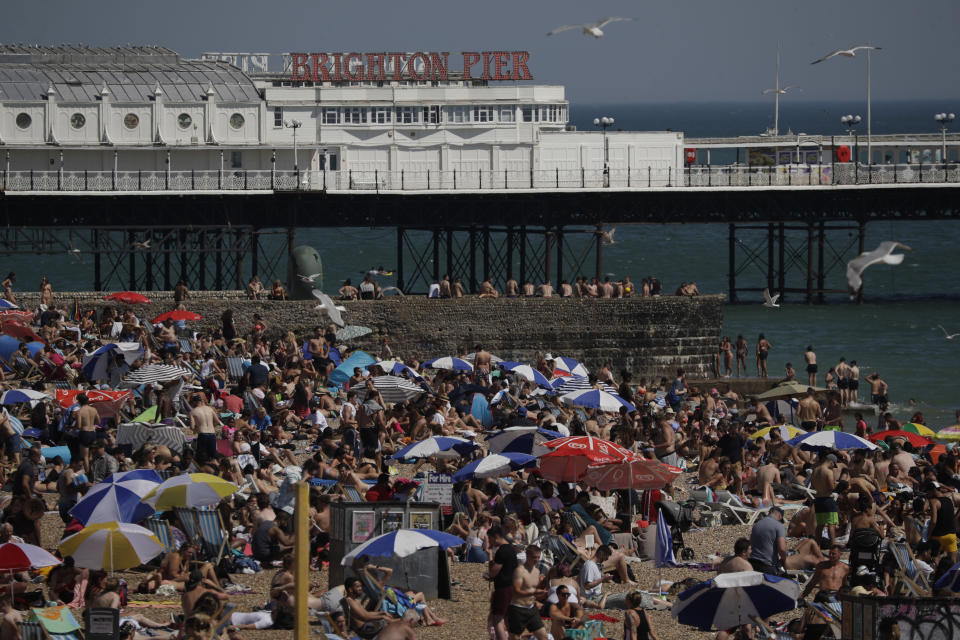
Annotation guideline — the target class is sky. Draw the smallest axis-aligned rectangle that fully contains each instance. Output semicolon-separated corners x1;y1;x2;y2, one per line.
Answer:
3;0;958;104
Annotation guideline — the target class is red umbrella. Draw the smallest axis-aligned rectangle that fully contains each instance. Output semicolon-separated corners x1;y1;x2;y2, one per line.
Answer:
152;310;202;324
867;429;933;448
0;310;34;322
104;292;151;304
1;324;45;344
539;436;633;482
584;456;683;491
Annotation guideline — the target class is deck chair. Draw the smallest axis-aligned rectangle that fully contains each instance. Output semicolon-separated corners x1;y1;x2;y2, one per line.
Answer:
340;484;365;502
359;568;386;611
803;601;842;640
225;357;245;381
889;541;929;595
178;338;194;354
18;621;45;640
750;615;794;640
7;354;43;381
560;511;587;537
144;516;177;554
175;506;229;564
211;603;236;640
340;597;380;640
28;605;84;640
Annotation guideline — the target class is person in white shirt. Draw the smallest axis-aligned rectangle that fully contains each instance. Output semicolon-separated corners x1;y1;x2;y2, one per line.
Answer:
578;545;612;608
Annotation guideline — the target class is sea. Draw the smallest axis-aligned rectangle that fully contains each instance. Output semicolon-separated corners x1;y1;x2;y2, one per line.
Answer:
10;100;960;428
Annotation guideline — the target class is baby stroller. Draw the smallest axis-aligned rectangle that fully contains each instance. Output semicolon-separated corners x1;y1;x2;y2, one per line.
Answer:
654;499;696;561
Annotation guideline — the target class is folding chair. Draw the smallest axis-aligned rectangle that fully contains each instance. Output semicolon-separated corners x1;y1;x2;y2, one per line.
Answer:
28;605;84;640
340;484;365;502
175;506;229;564
715;496;765;527
144;516;177;554
178;338;194;354
7;354;43;381
560;511;587;537
18;621;45;640
211;603;236;640
225;357;245;381
359;568;386;611
889;541;929;595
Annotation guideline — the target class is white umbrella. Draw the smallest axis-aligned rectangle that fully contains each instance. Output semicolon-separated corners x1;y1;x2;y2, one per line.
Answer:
121;364;193;388
81;342;143;381
358;375;424;404
58;522;163;571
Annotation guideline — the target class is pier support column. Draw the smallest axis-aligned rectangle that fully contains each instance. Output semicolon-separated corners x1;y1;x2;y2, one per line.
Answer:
777;223;786;302
766;224;775;295
728;223;736;303
395;228;404;293
806;222;815;305
817;222;826;304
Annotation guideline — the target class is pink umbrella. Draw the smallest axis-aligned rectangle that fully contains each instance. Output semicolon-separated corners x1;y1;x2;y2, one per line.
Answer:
584;456;683;490
538;436;633;482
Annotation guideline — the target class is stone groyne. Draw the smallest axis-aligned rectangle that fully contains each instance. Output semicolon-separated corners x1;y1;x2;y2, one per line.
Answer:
22;292;725;380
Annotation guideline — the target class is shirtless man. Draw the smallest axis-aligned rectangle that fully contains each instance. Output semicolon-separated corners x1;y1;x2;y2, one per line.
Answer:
90;577;172;633
804;346;818;386
438;275;452;298
847;449;875;484
797;388;823;432
538;280;554;297
547;586;585;640
473;345;492;386
379;610;419;640
0;595;23;640
835;358;850;406
189;394;222;461
479;278;499;299
718;538;754;573
452;278;465;298
507;545;548;640
559;280;573;298
800;544;850;603
868;373;889;411
521;282;535;297
653;419;677;467
755;460;781;504
75;394;101;469
848;361;861;404
504;278;519;298
698;449;720;486
812;454;840;545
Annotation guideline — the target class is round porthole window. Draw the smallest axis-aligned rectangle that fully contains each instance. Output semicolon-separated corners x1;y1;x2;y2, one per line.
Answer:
124;113;140;129
177;113;192;129
15;113;31;129
230;113;245;129
70;113;86;129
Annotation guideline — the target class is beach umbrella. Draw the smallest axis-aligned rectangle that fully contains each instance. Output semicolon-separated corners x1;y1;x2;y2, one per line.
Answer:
120;364;193;388
422;356;473;372
748;425;807;441
69;469;161;525
0;300;17;310
336;325;373;342
551;356;589;378
485;426;563;456
551;376;619;395
391;436;478;460
141;473;238;509
539;435;634;482
560;389;635;413
786;430;878;451
452;452;538;482
499;362;553;388
341;529;465;566
754;381;827;401
367;361;423;380
0;335;19;363
655;508;676;569
584;457;683;491
103;291;151;304
867;429;934;448
0;310;33;322
0;389;51;405
672;571;800;631
934;560;960;592
151;310;202;324
1;324;44;344
81;342;143;381
902;422;936;438
329;350;376;387
463;352;504;365
0;541;61;571
936;426;960;442
358;375;424;404
58;522;163;571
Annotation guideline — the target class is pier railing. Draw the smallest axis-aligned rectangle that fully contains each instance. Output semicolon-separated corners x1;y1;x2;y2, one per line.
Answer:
2;163;959;193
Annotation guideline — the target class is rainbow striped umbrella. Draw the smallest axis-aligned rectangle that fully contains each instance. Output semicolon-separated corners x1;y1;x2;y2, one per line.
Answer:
935;426;960;442
141;473;237;509
902;422;936;437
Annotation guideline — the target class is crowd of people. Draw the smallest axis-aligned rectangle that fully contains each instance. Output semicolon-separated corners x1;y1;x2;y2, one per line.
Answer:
0;283;954;640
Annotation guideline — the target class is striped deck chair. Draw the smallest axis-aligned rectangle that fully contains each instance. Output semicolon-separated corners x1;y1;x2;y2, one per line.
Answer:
560;511;587;537
225;357;245;381
8;354;43;381
178;338;194;354
889;541;929;595
175;506;229;564
360;567;386;610
340;484;365;502
18;621;45;640
144;516;177;554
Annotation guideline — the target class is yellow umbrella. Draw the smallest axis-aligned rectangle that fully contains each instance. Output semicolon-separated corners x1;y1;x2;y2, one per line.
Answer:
141;473;237;510
935;425;960;442
902;423;936;437
749;425;807;440
58;522;163;570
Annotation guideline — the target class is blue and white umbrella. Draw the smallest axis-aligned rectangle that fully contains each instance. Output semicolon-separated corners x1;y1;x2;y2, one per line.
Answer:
786;431;878;451
551;376;619;395
391;436;478;460
485;426;563;456
452;452;537;482
0;300;18;310
81;342;143;381
422;356;473;372
655;507;676;568
934;560;960;592
672;571;800;631
552;356;589;378
69;469;161;525
366;360;423;380
560;389;636;413
341;528;465;565
0;389;51;405
499;362;553;388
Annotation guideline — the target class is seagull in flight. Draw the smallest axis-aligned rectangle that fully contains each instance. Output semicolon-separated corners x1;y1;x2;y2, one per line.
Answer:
67;241;82;263
846;241;911;296
547;17;635;38
811;46;881;64
600;228;616;245
937;325;960;340
131;240;151;250
381;286;404;297
312;289;345;327
763;288;780;308
762;86;801;95
298;273;322;283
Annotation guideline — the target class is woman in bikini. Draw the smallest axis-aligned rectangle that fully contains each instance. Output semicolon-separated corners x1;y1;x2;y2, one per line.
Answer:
735;335;749;377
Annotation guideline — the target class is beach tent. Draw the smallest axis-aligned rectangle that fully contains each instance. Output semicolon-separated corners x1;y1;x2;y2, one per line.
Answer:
329;350;376;387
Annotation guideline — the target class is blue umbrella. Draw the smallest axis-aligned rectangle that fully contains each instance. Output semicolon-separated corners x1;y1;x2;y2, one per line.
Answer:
391;436;478;460
0;389;51;405
655;508;676;568
786;431;879;451
366;360;423;380
552;356;589;378
69;469;161;525
81;343;143;381
499;362;553;388
452;452;537;482
485;427;562;456
560;389;636;413
934;560;960;592
329;350;376;387
422;356;473;371
672;571;800;631
0;335;19;364
0;300;17;310
341;529;465;565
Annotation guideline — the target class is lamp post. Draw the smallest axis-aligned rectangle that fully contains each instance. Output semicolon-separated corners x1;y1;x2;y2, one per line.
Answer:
814;46;879;165
935;112;955;164
841;114;862;162
593;116;614;187
284;119;303;180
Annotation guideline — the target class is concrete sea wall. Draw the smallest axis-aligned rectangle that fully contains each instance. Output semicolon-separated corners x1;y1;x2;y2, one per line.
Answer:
23;292;725;380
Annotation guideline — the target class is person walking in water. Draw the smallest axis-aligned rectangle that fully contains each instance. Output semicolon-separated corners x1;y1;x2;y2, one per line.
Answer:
805;346;818;387
756;334;772;378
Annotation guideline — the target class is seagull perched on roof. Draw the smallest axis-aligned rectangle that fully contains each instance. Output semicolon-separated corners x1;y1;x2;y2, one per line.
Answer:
547;17;635;38
762;288;780;309
297;273;322;283
312;289;345;327
811;45;881;64
846;241;911;297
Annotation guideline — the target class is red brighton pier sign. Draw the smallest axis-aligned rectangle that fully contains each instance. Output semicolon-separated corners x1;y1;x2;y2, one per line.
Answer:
289;51;532;82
